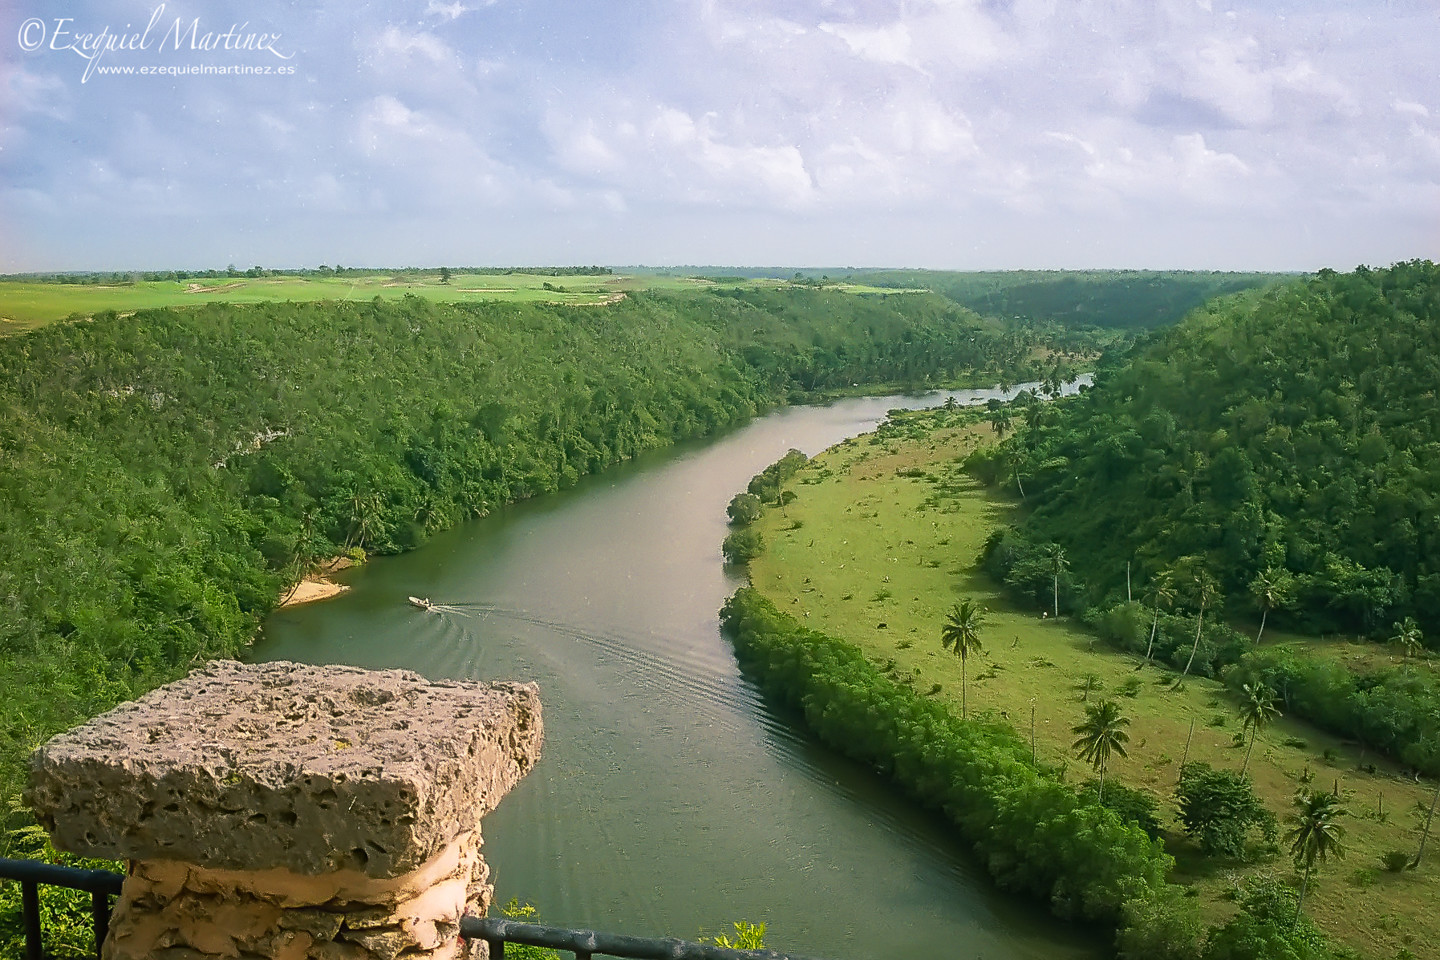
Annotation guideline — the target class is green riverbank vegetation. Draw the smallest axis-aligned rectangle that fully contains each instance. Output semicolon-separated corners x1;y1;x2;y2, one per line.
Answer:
730;393;1438;958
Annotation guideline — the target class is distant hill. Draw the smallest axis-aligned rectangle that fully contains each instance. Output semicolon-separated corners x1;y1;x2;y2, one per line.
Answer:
853;270;1284;329
985;260;1440;636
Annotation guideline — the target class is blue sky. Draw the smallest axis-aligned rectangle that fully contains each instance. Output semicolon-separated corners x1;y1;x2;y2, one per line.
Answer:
2;1;1437;271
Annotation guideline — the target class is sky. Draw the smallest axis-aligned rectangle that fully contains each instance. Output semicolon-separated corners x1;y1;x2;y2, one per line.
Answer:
1;0;1437;272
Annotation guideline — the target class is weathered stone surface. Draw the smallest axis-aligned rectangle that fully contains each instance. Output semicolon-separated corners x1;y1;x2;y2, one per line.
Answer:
103;830;488;959
26;660;542;877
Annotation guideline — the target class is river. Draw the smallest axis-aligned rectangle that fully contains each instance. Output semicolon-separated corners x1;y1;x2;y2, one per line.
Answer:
256;382;1099;960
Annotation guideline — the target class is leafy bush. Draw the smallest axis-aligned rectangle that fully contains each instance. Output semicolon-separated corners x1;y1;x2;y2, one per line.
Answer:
726;492;763;525
1175;764;1276;858
721;529;764;565
496;900;564;960
1082;780;1163;839
1201;876;1345;960
1116;884;1205;960
1381;850;1411;872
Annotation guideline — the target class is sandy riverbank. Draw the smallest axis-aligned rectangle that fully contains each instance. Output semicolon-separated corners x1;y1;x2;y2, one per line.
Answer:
277;557;357;608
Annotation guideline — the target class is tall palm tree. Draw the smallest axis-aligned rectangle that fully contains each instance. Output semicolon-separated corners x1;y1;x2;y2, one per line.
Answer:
940;599;986;718
1414;776;1439;868
1392;617;1424;662
1044;543;1068;618
1239;682;1281;775
1179;571;1220;682
1072;699;1131;802
1285;789;1347;924
1249;567;1289;645
1143;570;1176;666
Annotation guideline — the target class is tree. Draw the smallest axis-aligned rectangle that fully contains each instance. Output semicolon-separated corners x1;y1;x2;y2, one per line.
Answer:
988;403;1012;438
439;266;452;284
1238;682;1281;775
1072;699;1130;801
1249;567;1292;645
940;599;986;718
1044;542;1068;618
1076;672;1104;702
1285;789;1346;923
721;529;764;565
726;492;763;525
1176;764;1275;858
345;490;385;550
1413;776;1439;868
1178;569;1220;682
1392;616;1424;661
1143;570;1176;665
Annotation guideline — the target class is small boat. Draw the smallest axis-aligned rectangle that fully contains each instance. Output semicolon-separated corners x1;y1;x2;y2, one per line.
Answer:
408;596;435;611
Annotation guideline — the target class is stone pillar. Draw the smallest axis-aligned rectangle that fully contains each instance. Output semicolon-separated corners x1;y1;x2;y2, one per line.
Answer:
26;660;543;960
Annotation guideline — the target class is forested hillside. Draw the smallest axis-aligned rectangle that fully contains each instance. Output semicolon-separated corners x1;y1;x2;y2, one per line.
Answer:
974;261;1440;638
857;269;1279;329
0;288;1054;809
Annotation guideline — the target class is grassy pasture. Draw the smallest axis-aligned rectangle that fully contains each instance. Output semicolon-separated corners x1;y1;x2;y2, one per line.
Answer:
0;272;930;334
0;272;627;331
747;408;1438;960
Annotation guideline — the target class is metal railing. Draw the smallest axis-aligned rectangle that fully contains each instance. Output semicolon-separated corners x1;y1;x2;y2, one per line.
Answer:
0;857;123;960
1;858;822;960
460;916;821;959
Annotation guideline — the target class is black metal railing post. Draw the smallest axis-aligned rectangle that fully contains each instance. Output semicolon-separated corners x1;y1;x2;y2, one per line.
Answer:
21;879;41;960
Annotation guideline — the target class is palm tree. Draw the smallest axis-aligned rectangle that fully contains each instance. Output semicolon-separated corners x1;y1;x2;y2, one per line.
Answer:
1143;570;1176;666
940;600;986;718
1043;543;1068;618
989;406;1013;438
1072;699;1131;802
1392;617;1424;662
1249;567;1290;645
1285;789;1347;923
1414;776;1439;868
1239;682;1281;775
345;490;385;549
1179;571;1220;682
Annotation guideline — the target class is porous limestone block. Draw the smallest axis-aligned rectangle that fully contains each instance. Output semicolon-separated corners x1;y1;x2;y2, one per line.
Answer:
27;660;543;877
104;829;490;960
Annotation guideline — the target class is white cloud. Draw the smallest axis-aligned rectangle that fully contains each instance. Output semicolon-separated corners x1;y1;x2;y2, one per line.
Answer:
425;0;482;22
1394;99;1430;119
818;21;917;69
376;27;453;63
3;67;70;120
646;107;815;207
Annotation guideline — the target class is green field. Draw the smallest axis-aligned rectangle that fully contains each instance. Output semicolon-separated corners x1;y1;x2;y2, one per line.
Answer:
746;408;1438;960
0;272;934;334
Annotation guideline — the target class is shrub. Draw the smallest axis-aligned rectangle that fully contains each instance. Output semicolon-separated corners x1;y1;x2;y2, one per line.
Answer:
1381;850;1411;872
1176;764;1276;859
721;529;764;564
726;492;763;525
1117;884;1204;960
1201;877;1340;960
